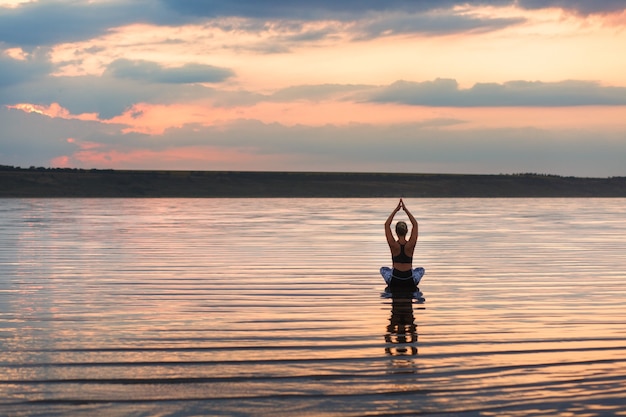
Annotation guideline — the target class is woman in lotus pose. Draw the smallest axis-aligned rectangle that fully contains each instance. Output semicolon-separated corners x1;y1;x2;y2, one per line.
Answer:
381;198;424;292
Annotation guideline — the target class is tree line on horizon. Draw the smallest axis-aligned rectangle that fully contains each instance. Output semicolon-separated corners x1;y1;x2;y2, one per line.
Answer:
2;164;623;179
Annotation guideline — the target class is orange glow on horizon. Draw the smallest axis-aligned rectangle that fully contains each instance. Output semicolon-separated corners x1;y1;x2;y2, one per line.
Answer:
52;144;291;170
9;98;626;139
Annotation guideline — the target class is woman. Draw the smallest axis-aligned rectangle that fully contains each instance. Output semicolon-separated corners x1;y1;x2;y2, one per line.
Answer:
381;198;424;292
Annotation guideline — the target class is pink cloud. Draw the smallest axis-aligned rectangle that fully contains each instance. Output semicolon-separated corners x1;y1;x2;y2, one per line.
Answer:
50;155;71;167
107;100;449;134
7;102;99;121
603;9;626;25
107;102;234;134
52;145;291;171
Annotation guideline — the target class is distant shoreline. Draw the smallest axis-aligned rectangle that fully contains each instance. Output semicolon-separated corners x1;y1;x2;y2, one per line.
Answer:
1;166;625;197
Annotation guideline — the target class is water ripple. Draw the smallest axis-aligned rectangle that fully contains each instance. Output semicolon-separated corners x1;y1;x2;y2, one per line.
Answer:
1;198;626;416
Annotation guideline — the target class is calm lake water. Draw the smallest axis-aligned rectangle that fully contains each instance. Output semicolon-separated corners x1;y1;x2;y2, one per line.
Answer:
1;198;625;417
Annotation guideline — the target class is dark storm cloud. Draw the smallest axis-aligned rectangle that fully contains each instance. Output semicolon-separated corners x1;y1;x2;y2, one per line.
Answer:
105;59;234;84
368;79;626;107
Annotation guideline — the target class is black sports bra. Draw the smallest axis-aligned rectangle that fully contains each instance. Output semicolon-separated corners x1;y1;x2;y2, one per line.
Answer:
392;244;413;263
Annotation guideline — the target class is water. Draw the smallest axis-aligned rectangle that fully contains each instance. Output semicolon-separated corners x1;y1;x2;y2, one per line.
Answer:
1;198;625;416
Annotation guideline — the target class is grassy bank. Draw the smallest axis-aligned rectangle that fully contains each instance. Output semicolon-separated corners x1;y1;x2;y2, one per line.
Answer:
1;167;625;197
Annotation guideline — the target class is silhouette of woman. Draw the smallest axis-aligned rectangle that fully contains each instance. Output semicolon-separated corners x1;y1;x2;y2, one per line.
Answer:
380;198;425;293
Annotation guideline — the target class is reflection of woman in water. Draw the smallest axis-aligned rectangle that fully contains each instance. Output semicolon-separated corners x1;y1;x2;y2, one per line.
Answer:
385;294;418;356
381;198;424;293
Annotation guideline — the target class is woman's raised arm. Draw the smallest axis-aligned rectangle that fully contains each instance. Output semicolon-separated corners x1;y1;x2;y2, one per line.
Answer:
385;199;403;246
403;202;419;245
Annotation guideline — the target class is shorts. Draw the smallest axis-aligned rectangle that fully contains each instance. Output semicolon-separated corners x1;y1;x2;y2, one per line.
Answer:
380;267;425;290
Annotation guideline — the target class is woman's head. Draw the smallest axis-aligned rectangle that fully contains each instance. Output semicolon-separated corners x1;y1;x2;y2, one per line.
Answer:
396;221;408;237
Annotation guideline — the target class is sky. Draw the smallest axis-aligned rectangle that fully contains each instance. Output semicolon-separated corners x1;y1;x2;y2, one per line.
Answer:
1;0;626;176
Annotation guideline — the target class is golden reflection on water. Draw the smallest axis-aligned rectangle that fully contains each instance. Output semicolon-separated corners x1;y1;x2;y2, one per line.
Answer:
1;198;626;416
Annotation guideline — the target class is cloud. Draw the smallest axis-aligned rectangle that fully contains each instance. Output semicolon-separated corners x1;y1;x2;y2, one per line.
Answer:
3;106;625;176
96;120;626;176
368;79;626;107
0;1;165;47
2;0;623;54
105;59;234;84
163;1;527;39
0;49;51;87
160;0;446;20
0;106;121;166
269;84;372;102
5;73;626;122
355;11;524;39
1;74;215;119
518;0;626;15
162;0;626;20
0;55;242;118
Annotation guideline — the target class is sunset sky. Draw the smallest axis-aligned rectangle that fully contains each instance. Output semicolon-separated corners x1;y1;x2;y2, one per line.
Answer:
1;0;625;176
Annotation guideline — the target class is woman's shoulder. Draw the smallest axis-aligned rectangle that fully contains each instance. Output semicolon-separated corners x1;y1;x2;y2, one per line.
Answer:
388;240;400;248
